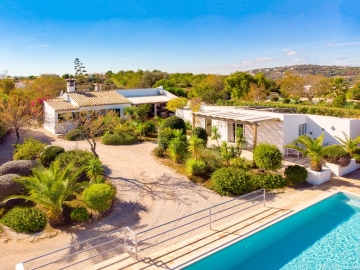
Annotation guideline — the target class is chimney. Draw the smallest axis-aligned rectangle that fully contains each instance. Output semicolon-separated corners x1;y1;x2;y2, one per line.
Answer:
66;79;76;92
62;93;70;102
94;83;102;91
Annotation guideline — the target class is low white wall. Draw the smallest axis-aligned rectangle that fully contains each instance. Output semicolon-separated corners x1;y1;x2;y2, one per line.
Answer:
325;159;360;177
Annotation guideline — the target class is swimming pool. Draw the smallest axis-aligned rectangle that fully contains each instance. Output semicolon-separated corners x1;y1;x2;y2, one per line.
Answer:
184;192;360;269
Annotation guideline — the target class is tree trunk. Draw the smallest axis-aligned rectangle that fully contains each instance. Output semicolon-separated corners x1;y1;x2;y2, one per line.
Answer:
310;160;322;172
14;127;20;144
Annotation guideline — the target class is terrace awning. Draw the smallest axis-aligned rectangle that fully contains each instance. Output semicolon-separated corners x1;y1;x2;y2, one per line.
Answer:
192;110;280;148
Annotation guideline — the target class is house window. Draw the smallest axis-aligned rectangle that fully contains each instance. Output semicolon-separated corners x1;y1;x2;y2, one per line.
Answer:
298;124;306;136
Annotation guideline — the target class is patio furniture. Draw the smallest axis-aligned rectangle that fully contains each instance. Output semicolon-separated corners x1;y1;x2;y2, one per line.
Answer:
286;148;301;159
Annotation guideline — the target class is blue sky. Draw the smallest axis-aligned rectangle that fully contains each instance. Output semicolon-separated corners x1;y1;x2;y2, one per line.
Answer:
0;0;359;76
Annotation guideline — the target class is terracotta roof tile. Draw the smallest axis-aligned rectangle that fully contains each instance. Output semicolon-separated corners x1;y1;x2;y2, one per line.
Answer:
45;98;78;111
68;91;130;106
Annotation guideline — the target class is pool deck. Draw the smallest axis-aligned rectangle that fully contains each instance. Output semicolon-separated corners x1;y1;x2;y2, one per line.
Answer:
84;174;360;270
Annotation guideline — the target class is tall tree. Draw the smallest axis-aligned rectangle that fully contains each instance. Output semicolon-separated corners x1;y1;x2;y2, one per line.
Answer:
277;71;305;98
244;83;268;102
74;58;87;76
225;72;255;99
302;75;325;101
0;89;40;143
0;78;15;94
190;74;226;104
330;77;348;97
29;76;66;97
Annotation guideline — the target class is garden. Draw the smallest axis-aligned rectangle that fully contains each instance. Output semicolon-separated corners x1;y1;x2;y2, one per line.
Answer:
0;138;116;234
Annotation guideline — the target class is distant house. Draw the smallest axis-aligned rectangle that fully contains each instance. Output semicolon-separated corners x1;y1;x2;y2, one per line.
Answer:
15;81;26;89
43;79;177;134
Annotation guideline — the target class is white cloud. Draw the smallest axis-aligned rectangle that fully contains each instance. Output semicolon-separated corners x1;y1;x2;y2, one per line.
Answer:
286;51;297;56
242;60;252;64
294;58;303;63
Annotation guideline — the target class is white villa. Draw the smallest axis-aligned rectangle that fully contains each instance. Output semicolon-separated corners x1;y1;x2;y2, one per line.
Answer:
177;105;360;155
44;79;177;134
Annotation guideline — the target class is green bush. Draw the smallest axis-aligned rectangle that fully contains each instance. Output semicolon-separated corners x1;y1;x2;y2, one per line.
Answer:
191;127;208;145
55;150;94;171
284;165;308;186
1;207;46;233
332;95;347;108
158;127;175;149
70;207;90;222
0;125;7;140
185;120;192;130
229;157;253;171
13;138;46;160
159;116;186;134
252;172;286;189
0;174;22;201
65;128;83;141
253;143;283;170
199;149;222;173
39;146;65;167
101;133;138;145
153;146;165;158
282;98;291;104
186;158;206;176
82;183;116;213
270;96;279;102
323;145;351;167
211;167;250;195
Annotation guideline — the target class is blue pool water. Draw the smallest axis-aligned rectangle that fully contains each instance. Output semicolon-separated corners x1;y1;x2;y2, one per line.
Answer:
185;193;360;269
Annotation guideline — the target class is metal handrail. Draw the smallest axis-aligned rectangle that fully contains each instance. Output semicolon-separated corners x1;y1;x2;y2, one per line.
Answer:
17;189;265;269
136;189;265;254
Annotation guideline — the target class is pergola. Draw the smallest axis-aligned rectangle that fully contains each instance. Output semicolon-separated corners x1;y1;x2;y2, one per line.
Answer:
192;110;280;148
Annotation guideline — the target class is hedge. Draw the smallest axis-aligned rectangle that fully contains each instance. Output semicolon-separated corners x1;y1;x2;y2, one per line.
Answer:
159;116;186;134
220;100;360;119
211;167;251;195
102;133;138;145
191;127;208;145
39;146;65;167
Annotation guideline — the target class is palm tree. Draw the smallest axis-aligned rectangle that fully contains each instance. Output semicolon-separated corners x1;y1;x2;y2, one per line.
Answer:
6;161;86;226
335;131;360;158
188;135;204;160
211;126;221;147
285;134;325;172
86;157;105;184
124;106;139;120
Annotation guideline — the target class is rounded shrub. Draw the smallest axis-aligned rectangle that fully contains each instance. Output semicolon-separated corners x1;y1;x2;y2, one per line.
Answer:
55;150;94;171
282;98;291;104
82;183;116;213
199;149;222;174
323;145;351;167
39;146;65;167
270;96;279;102
70;207;90;222
191;127;208;145
102;133;138;145
159;116;186;135
1;207;46;233
0;174;22;201
153;146;165;158
13;138;46;160
284;165;308;186
251;172;286;189
253;143;283;170
186;158;206;176
65;128;83;141
158;127;175;149
229;157;253;171
0;160;39;176
211;167;250;196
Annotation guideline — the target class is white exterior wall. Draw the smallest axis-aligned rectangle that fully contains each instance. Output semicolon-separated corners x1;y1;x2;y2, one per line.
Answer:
212;120;228;142
43;102;57;134
349;119;360;139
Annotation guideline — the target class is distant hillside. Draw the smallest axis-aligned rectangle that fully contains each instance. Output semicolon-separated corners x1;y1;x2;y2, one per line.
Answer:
248;64;360;83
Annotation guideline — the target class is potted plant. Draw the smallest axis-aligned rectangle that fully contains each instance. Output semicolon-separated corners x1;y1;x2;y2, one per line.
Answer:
285;134;331;185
